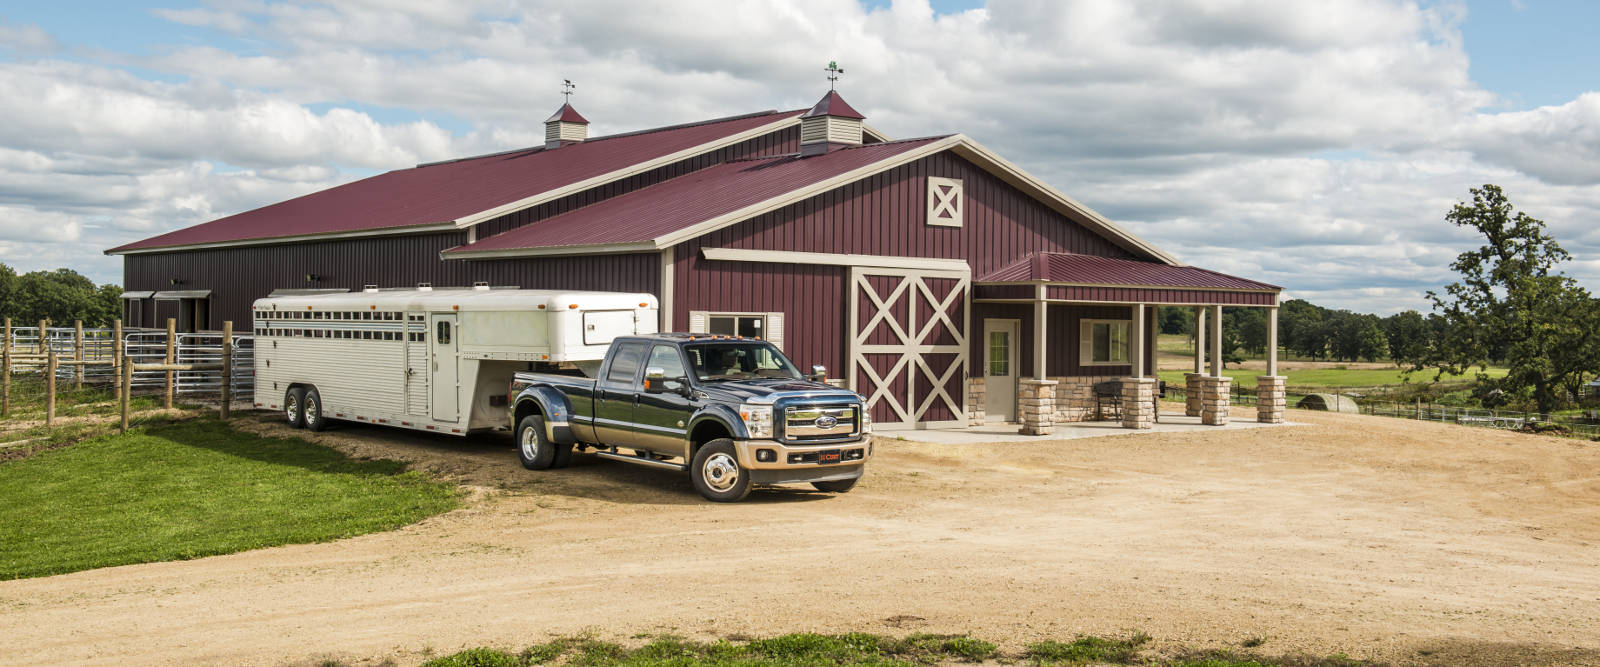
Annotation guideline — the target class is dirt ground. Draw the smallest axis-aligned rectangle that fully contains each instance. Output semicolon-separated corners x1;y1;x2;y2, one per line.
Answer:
2;408;1598;666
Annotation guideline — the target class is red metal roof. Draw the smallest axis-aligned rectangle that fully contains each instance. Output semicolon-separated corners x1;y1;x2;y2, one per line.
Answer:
979;252;1280;291
801;91;865;120
544;103;589;124
444;136;948;254
109;109;804;253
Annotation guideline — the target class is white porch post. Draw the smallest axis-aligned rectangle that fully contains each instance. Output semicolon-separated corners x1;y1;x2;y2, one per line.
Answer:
1148;305;1159;378
1266;306;1279;378
1131;304;1146;378
1209;304;1223;377
1121;303;1155;429
1020;283;1057;435
1033;284;1047;379
1193;307;1206;374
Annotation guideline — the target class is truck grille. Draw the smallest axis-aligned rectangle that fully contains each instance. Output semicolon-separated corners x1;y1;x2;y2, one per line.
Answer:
783;405;860;441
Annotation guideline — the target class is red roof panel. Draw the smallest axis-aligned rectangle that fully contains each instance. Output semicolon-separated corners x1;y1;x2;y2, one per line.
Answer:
109;109;804;253
979;252;1279;291
544;103;589;124
801;91;866;120
446;137;947;253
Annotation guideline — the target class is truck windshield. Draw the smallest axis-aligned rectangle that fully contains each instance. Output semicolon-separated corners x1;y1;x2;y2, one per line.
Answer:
684;342;801;382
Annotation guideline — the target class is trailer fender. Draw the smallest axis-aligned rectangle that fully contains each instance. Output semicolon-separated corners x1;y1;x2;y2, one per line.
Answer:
513;387;577;445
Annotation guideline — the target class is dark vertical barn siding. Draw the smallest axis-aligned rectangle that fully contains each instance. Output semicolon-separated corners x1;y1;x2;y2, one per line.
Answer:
125;232;657;330
676;148;1139;376
474;127;801;238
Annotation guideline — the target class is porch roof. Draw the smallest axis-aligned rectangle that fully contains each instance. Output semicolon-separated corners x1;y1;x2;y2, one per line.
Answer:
978;252;1279;291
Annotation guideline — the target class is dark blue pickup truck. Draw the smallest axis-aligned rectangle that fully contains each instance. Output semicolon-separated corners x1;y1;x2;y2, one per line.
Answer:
508;333;873;502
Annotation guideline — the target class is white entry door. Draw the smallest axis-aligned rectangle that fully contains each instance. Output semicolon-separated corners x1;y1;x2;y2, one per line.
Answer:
429;313;459;422
983;319;1019;422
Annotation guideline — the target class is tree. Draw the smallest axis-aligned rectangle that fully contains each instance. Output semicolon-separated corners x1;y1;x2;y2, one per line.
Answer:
1382;310;1430;366
0;263;122;327
1412;185;1600;417
1158;307;1192;336
1233;308;1268;355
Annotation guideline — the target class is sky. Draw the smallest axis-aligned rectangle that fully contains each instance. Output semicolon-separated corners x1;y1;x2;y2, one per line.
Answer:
0;0;1597;315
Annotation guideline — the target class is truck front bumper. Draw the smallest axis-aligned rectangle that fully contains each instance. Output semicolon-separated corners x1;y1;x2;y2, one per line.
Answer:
732;436;873;483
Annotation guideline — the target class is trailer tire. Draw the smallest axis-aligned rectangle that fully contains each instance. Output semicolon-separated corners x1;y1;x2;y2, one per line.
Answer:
285;387;306;429
516;415;556;470
690;439;751;502
303;388;328;432
551;442;574;468
811;476;859;493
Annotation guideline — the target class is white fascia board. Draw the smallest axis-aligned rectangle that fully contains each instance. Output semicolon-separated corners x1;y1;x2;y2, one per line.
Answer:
862;123;891;142
652;135;966;249
105;223;459;256
450;116;804;230
439;241;658;260
946;140;1182;266
701;248;969;272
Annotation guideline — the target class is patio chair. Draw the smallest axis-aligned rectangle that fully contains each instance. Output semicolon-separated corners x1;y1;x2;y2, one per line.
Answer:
1092;380;1122;421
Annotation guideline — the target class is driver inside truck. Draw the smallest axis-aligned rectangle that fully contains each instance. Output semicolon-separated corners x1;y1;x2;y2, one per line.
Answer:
711;348;744;376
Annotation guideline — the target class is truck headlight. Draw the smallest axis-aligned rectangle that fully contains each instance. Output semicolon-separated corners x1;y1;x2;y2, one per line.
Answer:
739;404;774;439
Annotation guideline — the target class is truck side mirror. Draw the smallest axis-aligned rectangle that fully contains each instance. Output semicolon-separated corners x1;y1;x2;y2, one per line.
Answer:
643;367;667;393
808;365;827;383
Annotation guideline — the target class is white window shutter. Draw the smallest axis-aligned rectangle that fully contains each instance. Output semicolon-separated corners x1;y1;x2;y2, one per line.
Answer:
1079;320;1093;365
765;312;784;351
688;311;708;333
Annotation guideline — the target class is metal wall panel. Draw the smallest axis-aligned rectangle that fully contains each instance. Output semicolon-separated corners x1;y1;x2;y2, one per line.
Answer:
125;232;658;330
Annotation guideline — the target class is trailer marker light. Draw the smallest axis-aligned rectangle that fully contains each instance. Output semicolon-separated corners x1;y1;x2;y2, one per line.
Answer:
568;304;578;309
401;421;411;426
537;304;546;309
452;305;460;310
639;302;648;307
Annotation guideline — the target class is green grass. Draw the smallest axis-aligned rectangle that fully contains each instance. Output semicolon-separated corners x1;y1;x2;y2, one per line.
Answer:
406;633;1377;667
0;419;458;580
0;376;167;422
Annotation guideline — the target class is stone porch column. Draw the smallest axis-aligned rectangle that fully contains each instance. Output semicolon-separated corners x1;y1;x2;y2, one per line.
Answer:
1257;375;1286;424
1201;376;1232;425
1018;379;1057;435
966;377;986;427
1120;377;1155;429
1184;372;1205;417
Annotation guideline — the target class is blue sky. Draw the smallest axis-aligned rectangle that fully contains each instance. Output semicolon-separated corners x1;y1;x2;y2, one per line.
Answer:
1;0;1597;314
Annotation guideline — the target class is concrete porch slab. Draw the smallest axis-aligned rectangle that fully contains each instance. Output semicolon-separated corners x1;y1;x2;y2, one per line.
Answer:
880;412;1300;445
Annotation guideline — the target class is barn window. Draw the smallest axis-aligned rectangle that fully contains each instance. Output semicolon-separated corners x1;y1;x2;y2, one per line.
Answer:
1079;319;1131;366
926;176;963;227
688;311;785;351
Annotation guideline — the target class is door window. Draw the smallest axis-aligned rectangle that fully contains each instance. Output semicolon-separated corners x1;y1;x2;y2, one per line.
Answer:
988;330;1010;376
435;320;452;344
606;343;646;385
647;345;688;391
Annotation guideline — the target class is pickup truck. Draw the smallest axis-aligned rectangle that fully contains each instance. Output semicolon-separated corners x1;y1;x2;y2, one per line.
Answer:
508;333;873;502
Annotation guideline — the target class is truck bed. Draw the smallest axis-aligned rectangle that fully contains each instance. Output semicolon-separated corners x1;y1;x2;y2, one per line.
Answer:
511;371;599;443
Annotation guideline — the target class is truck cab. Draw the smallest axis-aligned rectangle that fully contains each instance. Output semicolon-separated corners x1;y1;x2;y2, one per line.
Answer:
509;334;873;502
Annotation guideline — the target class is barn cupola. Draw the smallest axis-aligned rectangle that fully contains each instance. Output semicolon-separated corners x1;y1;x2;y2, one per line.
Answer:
544;102;589;149
799;90;866;156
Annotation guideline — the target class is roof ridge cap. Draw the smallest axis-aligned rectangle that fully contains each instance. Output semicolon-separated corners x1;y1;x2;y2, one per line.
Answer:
415;109;789;169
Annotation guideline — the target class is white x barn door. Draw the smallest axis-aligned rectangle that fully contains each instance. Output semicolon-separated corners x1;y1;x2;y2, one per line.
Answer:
848;267;970;429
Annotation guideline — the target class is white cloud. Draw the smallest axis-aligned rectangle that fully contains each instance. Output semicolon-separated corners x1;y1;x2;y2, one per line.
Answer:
0;0;1596;311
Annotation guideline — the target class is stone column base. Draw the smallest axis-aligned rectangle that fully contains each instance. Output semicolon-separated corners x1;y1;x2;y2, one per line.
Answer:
1201;376;1233;425
1120;377;1156;429
966;376;987;427
1018;379;1058;435
1257;375;1286;424
1184;372;1205;417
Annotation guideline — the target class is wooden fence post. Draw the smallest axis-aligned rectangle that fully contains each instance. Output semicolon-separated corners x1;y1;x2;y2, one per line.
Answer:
112;320;124;401
164;318;176;410
220;321;233;421
37;319;48;355
73;320;84;391
45;348;57;427
2;317;10;417
120;354;133;433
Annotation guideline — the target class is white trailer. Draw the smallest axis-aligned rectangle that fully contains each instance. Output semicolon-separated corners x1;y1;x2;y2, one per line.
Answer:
252;287;658;435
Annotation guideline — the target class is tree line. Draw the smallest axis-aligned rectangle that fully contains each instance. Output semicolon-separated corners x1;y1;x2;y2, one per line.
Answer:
1158;301;1404;364
0;263;122;329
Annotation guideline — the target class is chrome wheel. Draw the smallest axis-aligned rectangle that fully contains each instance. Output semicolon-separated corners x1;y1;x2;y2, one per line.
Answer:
701;452;741;492
285;394;299;423
304;396;319;427
520;425;539;459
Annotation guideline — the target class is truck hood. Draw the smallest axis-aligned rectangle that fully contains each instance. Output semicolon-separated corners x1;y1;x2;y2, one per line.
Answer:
696;378;862;404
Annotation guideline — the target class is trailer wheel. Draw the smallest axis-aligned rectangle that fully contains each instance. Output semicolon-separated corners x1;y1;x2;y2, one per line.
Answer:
303;387;328;432
516;415;556;470
285;387;306;429
811;476;859;493
551;442;574;469
690;439;751;502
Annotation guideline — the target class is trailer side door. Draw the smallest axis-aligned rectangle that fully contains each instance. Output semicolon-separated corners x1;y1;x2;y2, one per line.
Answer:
429;313;459;422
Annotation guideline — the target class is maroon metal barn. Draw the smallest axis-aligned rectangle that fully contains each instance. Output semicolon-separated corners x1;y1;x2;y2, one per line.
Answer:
108;89;1284;432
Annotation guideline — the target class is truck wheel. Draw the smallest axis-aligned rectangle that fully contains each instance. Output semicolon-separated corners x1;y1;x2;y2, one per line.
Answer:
551;442;574;468
516;415;556;470
303;387;328;432
285;387;306;429
811;476;859;493
690;439;751;502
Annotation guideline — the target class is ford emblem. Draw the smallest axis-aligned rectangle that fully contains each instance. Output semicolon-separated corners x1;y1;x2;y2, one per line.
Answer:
816;415;839;429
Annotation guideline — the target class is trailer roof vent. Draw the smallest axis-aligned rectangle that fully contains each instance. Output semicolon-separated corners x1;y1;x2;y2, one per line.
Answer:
363;284;379;293
472;281;491;290
416;282;433;291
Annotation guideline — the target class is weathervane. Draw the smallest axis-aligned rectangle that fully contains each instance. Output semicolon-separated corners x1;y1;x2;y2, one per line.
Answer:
825;61;844;91
562;79;576;103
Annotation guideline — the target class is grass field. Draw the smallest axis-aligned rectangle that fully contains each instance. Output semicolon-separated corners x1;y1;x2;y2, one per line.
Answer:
405;632;1368;667
1154;334;1507;389
0;419;458;580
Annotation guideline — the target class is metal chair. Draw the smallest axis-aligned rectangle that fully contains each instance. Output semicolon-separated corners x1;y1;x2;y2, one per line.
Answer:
1092;380;1122;421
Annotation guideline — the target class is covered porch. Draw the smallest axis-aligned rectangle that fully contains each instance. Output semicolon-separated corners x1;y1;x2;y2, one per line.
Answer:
970;252;1284;435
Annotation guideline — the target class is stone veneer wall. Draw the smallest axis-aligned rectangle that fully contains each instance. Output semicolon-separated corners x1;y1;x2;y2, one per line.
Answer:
966;377;986;427
1018;379;1057;435
1257;375;1286;424
1120;377;1156;429
1201;376;1233;425
1184;373;1205;417
1046;375;1123;422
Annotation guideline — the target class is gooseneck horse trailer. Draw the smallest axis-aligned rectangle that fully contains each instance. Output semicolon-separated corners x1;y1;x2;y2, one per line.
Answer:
252;287;658;434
